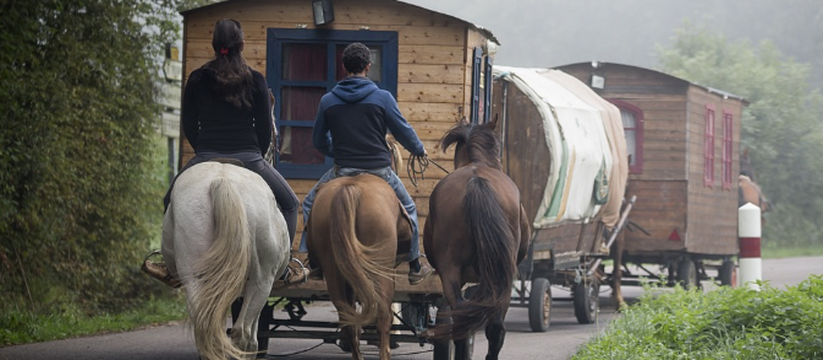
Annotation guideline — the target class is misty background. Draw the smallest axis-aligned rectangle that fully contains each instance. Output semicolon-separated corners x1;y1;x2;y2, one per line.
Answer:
407;0;823;90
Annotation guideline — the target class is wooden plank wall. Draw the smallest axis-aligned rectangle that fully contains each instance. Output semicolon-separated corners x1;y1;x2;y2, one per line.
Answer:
558;64;691;254
559;63;745;257
684;86;741;255
491;81;550;221
182;0;490;248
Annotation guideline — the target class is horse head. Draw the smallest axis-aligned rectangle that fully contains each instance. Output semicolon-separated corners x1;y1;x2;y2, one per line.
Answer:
440;116;502;170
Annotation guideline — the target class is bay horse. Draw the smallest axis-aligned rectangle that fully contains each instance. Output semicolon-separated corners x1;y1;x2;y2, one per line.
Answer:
306;174;413;360
424;117;530;360
739;148;771;217
162;161;291;360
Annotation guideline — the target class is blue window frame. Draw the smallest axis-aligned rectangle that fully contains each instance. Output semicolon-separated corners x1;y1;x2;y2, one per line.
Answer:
266;29;398;179
470;47;494;124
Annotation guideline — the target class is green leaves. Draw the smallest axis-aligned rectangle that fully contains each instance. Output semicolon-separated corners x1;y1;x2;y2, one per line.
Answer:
0;0;181;313
574;276;823;359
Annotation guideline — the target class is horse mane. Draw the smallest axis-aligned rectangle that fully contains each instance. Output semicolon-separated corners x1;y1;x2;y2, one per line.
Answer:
439;120;502;170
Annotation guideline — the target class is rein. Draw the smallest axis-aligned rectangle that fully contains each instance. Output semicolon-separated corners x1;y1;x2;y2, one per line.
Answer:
407;154;450;187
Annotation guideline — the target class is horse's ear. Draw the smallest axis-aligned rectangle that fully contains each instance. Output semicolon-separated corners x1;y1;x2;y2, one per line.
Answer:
488;113;499;130
459;116;470;125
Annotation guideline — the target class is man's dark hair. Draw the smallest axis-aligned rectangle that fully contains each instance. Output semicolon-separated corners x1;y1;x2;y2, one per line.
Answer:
342;43;371;74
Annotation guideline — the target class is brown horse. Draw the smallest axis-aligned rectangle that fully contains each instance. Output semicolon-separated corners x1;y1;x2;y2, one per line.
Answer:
739;148;770;217
305;174;413;360
424;118;530;360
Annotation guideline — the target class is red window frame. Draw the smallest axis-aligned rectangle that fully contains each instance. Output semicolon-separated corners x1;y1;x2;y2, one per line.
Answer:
721;110;733;190
704;105;716;187
608;99;644;173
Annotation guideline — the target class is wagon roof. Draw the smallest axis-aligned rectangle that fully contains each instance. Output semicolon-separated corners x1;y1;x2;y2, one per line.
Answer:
555;61;748;104
179;0;499;45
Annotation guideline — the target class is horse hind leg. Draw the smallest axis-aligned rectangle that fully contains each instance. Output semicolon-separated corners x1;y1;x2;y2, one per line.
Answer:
375;278;394;360
483;313;506;360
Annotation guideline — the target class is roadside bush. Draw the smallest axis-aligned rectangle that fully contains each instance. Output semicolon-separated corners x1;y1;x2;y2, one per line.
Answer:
573;275;823;359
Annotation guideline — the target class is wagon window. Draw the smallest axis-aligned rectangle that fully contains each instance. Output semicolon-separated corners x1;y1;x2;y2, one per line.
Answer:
608;99;644;173
721;110;734;190
470;47;494;124
704;105;716;187
267;29;398;179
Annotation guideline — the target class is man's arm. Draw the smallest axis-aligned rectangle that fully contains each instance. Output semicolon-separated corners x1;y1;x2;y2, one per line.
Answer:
383;94;425;156
312;100;334;158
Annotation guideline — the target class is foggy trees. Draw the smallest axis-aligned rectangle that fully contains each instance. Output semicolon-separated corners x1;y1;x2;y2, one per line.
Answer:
657;25;823;248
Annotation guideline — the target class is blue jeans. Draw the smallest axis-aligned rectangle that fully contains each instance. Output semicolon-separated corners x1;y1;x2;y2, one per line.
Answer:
300;166;420;262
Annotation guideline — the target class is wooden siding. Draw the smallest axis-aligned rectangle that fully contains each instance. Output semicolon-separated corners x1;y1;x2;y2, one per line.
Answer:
491;81;550;221
557;63;744;257
181;0;491;249
684;86;741;255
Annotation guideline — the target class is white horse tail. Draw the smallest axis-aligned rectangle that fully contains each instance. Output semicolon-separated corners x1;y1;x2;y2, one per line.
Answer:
190;176;252;360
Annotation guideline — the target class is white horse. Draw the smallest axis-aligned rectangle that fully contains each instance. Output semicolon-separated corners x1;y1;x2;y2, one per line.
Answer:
162;161;290;360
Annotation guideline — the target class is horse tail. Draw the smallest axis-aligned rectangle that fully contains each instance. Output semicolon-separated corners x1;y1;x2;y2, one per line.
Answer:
328;183;392;327
439;176;517;340
189;177;252;360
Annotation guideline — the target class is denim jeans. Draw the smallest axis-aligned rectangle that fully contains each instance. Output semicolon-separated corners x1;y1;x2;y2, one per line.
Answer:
300;166;420;262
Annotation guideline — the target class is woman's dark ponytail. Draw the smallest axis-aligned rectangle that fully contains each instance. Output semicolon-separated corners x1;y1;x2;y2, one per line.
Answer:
203;19;254;109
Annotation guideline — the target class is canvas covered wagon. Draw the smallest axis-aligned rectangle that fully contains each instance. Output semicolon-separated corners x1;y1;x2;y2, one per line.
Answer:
490;66;631;330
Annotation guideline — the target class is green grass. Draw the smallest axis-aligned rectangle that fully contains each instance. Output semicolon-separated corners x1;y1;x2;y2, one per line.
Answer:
0;294;187;347
762;244;823;259
573;275;823;359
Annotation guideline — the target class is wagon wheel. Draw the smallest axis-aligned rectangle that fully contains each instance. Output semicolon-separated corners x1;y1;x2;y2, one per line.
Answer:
677;259;698;290
528;278;552;332
573;278;600;324
719;260;737;287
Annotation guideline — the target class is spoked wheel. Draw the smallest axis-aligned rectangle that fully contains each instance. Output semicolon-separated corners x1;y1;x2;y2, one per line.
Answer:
677;259;698;290
528;278;552;332
573;278;600;324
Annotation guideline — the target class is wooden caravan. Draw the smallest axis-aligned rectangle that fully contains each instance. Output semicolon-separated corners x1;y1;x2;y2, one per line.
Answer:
178;0;499;353
180;0;499;248
556;62;747;287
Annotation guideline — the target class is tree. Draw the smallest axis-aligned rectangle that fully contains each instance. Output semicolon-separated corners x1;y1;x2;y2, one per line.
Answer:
657;24;823;248
0;0;181;311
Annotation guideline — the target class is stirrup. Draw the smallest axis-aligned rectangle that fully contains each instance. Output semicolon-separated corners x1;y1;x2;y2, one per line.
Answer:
282;257;309;285
141;250;182;289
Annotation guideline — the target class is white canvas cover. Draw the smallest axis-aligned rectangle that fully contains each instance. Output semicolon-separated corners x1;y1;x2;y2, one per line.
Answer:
494;66;628;229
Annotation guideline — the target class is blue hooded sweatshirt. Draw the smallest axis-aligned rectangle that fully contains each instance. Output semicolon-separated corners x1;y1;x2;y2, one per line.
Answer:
312;76;424;169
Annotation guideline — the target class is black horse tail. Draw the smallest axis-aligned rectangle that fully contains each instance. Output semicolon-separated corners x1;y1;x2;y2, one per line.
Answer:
438;175;517;340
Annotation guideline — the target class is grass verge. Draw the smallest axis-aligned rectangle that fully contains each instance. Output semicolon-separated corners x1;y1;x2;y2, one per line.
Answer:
762;244;823;259
1;293;186;347
573;275;823;359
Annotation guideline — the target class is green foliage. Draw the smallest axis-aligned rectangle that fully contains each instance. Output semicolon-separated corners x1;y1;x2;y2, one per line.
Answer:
656;24;823;249
574;275;823;359
0;0;180;314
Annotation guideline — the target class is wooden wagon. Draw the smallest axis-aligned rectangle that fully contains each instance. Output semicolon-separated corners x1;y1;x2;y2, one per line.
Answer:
490;66;633;331
556;62;748;289
178;0;499;357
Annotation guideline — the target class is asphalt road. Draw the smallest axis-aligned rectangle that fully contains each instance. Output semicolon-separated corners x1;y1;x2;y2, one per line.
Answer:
1;256;819;360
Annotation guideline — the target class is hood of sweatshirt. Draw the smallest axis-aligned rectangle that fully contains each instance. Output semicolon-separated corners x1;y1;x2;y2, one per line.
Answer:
331;76;379;103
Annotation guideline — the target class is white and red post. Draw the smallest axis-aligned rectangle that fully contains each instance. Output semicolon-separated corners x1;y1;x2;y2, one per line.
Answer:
738;203;762;290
